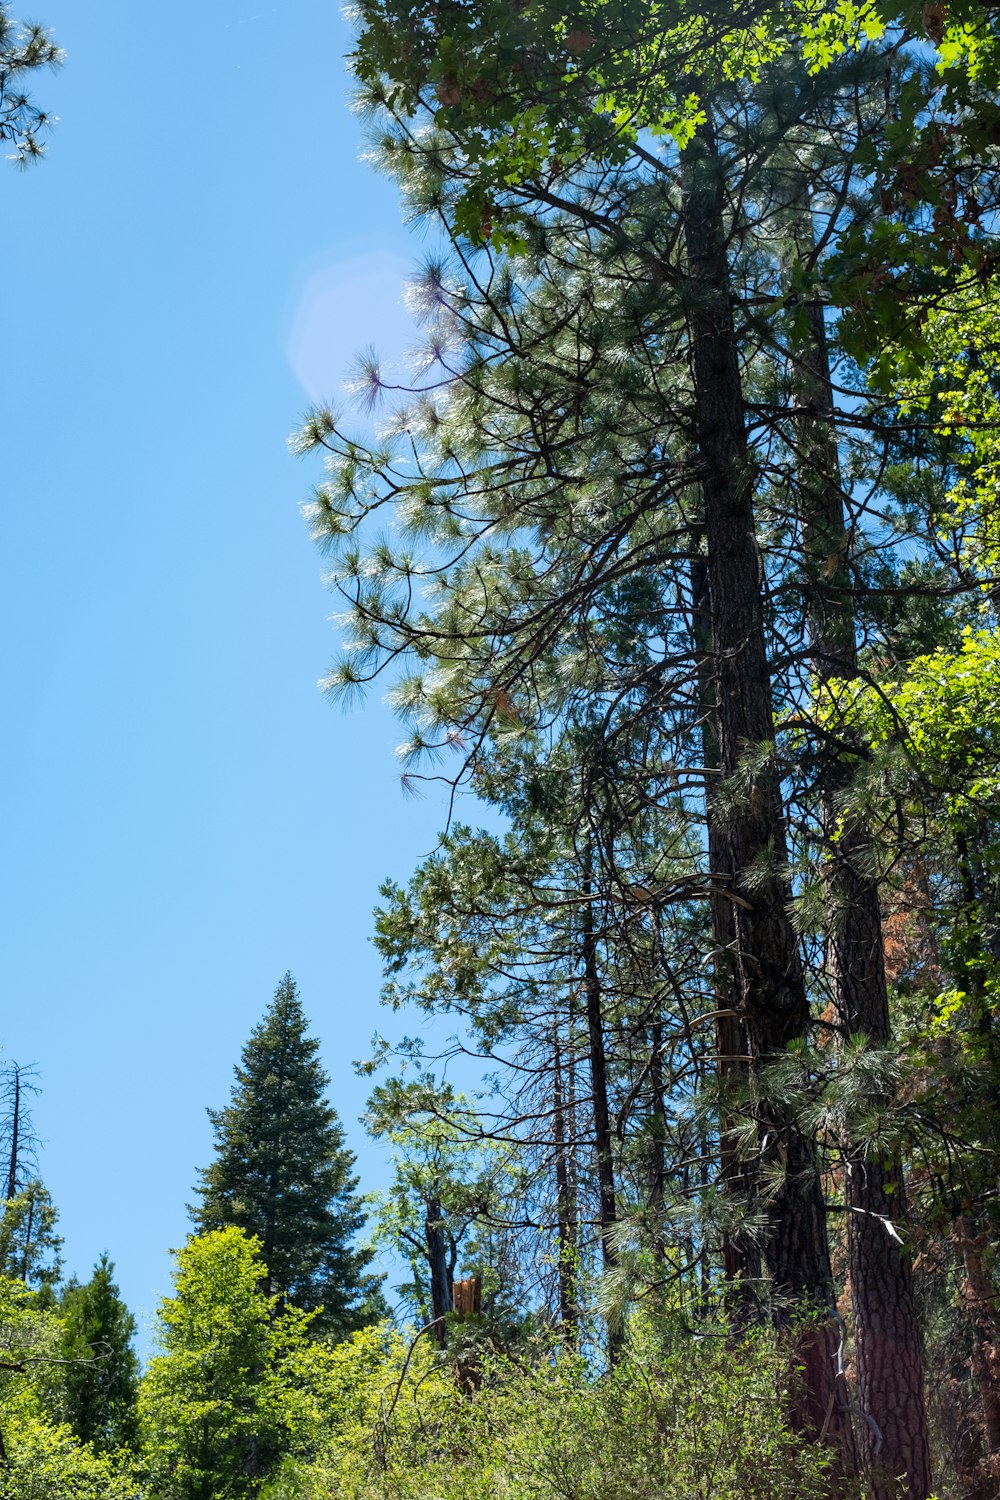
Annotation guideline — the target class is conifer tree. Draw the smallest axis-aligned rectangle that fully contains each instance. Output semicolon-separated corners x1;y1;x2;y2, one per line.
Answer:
0;1066;61;1294
0;1178;61;1291
52;1255;139;1455
299;0;1000;1484
191;974;381;1338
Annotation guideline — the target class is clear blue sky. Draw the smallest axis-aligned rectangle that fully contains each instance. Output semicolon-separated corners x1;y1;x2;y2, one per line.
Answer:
2;1;461;1348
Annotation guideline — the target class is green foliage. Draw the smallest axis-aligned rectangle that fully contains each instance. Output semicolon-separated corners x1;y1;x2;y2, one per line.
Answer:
257;1323;449;1499
46;1254;139;1454
0;4;61;166
140;1228;332;1500
0;1184;61;1293
818;619;1000;1249
266;1330;843;1500
350;0;892;254
876;285;1000;581
301;0;1000;1481
827;628;1000;886
191;973;382;1337
0;1395;138;1500
347;0;1000;405
365;1078;532;1333
0;1274;136;1499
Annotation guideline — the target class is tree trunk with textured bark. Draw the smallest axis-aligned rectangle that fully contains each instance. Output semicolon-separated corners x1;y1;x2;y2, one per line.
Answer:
692;552;761;1311
957;1217;1000;1488
425;1195;451;1347
780;162;930;1498
680;113;852;1458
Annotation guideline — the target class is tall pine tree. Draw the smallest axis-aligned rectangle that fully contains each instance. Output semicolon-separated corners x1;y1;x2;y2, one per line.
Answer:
191;973;381;1338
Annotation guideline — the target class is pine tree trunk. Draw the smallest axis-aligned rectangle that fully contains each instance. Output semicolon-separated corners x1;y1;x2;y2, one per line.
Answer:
692;553;761;1309
780;165;931;1497
552;1012;579;1336
680;112;852;1456
648;1019;667;1270
951;837;1000;1488
956;1217;1000;1483
581;858;620;1360
832;841;929;1499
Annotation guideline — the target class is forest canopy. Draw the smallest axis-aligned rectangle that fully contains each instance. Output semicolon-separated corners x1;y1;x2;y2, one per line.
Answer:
4;2;1000;1499
292;0;1000;1496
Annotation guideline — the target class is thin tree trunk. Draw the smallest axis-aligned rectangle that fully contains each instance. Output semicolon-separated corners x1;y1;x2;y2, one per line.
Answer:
781;161;930;1498
6;1069;20;1204
425;1195;451;1346
581;855;621;1360
648;1018;666;1269
680;111;852;1456
692;553;761;1310
18;1195;33;1284
552;1010;579;1336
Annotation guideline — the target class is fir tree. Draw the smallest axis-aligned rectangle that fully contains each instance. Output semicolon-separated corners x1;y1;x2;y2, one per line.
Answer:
191;973;381;1338
52;1254;139;1454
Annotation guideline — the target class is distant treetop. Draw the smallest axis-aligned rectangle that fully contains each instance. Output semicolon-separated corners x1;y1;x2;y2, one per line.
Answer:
190;972;383;1338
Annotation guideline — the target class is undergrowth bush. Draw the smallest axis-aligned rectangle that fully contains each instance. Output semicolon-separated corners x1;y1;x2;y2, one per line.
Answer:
262;1323;845;1500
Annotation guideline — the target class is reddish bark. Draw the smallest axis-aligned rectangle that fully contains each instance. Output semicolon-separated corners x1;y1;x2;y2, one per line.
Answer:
781;165;930;1497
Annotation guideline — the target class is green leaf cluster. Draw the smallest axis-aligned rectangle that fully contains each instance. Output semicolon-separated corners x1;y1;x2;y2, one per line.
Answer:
140;1228;328;1500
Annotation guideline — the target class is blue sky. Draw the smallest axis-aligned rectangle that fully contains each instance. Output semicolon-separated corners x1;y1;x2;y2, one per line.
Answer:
2;1;464;1348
